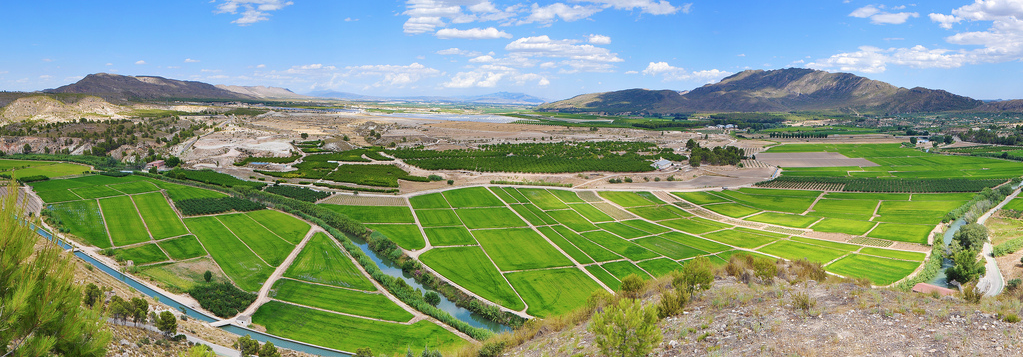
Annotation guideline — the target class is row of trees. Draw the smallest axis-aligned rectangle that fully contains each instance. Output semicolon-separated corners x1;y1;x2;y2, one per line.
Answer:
959;126;1023;146
762;176;1005;194
685;139;745;167
187;282;257;318
175;196;266;216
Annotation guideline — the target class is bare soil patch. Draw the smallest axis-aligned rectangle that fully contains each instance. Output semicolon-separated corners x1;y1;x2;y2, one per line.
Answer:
757;152;879;167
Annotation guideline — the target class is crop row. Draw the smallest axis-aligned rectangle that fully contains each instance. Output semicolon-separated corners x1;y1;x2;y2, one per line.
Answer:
759;176;1004;193
264;185;331;202
165;169;266;189
176;197;266;216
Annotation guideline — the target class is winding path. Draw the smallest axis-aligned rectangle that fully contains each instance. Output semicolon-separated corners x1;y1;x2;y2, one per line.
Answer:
976;186;1021;297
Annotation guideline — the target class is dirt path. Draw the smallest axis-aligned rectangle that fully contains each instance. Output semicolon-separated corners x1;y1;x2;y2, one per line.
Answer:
229;226;322;324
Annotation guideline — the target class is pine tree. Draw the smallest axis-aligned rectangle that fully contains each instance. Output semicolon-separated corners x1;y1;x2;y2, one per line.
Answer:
0;180;110;356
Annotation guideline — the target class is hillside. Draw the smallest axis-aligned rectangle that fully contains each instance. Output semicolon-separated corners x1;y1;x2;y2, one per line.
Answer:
45;73;253;101
540;68;984;114
0;95;128;123
468;263;1023;356
216;85;311;100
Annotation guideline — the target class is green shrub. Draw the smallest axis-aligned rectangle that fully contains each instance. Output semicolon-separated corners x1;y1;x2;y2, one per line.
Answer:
590;298;662;357
187;283;257;318
618;274;645;300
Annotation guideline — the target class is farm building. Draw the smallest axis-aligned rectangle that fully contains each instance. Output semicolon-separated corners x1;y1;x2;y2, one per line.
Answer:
144;160;165;170
651;158;672;170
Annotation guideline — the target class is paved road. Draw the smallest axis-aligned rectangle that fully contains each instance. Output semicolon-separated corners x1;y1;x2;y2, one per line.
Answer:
975;187;1020;297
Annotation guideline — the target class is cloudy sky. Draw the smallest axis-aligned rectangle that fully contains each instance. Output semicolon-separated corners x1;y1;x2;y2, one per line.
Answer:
4;0;1023;100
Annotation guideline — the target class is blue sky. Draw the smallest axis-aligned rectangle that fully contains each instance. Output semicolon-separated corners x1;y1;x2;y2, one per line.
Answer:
3;0;1023;100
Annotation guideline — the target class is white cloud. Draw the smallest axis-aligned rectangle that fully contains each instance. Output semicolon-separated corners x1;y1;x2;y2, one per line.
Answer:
256;64;266;68
436;48;484;57
469;55;497;62
39;75;53;80
443;65;548;88
435;27;511;39
624;70;639;74
808;46;889;73
641;62;730;82
344;63;441;87
587;34;612;45
582;0;684;15
344;17;358;22
184;58;201;63
505;35;623;72
135;60;147;65
214;0;293;26
403;0;519;34
105;63;113;66
519;3;602;24
41;58;53;63
850;5;918;25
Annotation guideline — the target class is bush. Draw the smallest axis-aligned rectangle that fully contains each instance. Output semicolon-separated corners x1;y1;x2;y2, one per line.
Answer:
187;283;257;318
427;174;443;181
17;175;49;183
791;290;817;314
175;197;265;216
618;274;645;299
656;289;689;319
264;185;330;202
590;298;662;357
961;282;983;304
675;256;713;295
476;341;506;357
946;249;986;284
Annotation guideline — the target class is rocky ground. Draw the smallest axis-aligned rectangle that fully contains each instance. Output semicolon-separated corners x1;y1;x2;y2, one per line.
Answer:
503;275;1023;357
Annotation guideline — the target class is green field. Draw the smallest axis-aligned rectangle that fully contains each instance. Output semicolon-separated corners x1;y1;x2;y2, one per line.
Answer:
159;182;227;202
1004;198;1023;211
472;228;573;270
826;254;920;285
424;227;477;246
811;199;878;218
536;226;593;264
443;187;505;208
745;212;820;228
703;203;762;218
285;233;375;290
320;204;415;223
100;195;151;246
659;232;730;254
599;191;661;207
673;191;730;205
602;261;651;280
158;236;207;260
637;258;683;277
217;213;294;266
73;185;124;200
511;204;556;226
550;225;621;262
620;219;671;234
111;244;168;265
596;222;650;239
367;224;426;250
876;200;962;224
246;210;311;244
866;223;933;244
415;209;462;227
584;265;620;290
252;301;466;355
506;268;604;317
658;217;730;234
634;236;707;260
272;279;413;322
455;207;526;229
712;190;817;213
859;247;926;261
185;216;272;292
810;218;877;236
489;187;518;203
569;203;614;222
50;200;110;248
702;229;778;249
133;192;188;239
789;236;859;251
409;193;450;209
518;188;569;210
0;159;90;178
546;209;598;232
109;180;160;195
582;231;660;261
626;205;691;221
548;189;584;203
35;189;82;203
757;240;847;264
420;247;525;310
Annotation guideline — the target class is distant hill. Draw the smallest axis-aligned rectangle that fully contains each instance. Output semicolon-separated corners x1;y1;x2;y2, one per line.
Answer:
307;91;546;105
540;68;985;114
216;85;311;100
46;73;253;101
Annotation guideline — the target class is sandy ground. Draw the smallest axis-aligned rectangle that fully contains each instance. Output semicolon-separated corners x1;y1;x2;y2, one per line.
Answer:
757;152;879;167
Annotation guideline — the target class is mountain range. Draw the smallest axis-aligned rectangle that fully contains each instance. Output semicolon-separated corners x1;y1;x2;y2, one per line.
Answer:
44;73;546;105
540;68;991;114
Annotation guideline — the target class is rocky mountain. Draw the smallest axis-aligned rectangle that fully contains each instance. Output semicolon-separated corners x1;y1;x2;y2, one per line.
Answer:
540;68;985;114
307;91;546;105
215;85;311;100
45;73;253;101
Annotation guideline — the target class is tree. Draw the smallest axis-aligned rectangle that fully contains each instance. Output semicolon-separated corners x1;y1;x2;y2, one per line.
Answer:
156;311;178;336
204;270;213;283
300;133;309;139
589;298;662;357
910;137;918;145
953;223;988;251
675;256;714;296
424;291;441;306
238;335;261;356
131;297;149;325
108;295;133;323
618;274;645;300
946;249;986;284
0;180;110;356
355;347;374;357
685;139;697;150
22;143;31;154
258;341;281;357
83;283;103;307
